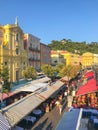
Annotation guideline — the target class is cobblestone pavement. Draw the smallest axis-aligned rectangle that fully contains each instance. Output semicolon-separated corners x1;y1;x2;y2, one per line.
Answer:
30;99;69;130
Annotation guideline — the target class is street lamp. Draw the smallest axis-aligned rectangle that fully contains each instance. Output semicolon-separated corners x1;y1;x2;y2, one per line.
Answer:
0;79;4;108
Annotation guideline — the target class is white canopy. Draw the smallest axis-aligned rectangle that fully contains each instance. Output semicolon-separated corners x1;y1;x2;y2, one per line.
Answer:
20;83;48;92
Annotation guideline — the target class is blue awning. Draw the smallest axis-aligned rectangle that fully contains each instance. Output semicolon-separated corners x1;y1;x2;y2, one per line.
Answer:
56;109;81;130
0;112;10;130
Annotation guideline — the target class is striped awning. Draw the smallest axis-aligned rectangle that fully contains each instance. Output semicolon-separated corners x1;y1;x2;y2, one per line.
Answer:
0;112;10;130
1;93;43;127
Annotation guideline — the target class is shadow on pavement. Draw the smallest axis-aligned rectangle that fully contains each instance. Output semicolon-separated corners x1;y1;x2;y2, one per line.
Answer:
34;118;48;130
46;122;53;130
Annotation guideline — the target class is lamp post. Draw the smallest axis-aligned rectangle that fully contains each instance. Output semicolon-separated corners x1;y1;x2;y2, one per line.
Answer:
0;79;4;108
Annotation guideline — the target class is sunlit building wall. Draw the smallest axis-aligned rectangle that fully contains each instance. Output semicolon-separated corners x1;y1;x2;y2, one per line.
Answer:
51;50;70;66
24;34;40;70
0;20;28;82
82;52;94;68
70;53;82;66
93;54;98;65
60;50;71;66
40;43;51;66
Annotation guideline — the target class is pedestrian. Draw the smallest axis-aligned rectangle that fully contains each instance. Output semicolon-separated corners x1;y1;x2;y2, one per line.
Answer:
64;91;68;100
59;103;62;115
55;100;60;109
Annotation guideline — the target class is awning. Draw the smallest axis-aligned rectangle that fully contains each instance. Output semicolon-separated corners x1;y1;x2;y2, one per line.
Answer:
56;108;82;130
11;77;51;93
60;76;71;81
0;112;10;130
38;77;51;83
37;80;64;100
0;92;15;100
76;78;98;96
2;93;43;127
20;83;48;92
84;71;94;78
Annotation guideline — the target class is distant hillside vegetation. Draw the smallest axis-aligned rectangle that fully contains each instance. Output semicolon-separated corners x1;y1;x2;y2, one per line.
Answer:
48;39;98;55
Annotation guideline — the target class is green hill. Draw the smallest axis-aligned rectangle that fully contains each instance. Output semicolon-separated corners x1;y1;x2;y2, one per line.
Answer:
48;39;98;55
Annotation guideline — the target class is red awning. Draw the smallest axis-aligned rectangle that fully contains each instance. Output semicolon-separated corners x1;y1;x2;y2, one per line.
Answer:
76;78;98;96
0;92;15;100
84;71;94;78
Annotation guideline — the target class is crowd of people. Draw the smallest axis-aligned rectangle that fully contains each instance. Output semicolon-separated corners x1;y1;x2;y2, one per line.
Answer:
40;87;68;115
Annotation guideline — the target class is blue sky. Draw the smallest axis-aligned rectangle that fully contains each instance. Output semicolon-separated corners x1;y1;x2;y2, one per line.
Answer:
0;0;98;44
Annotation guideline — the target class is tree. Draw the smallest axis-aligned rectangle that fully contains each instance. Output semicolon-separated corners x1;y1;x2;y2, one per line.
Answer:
56;63;65;73
0;66;11;93
41;64;55;77
48;39;98;54
59;65;80;80
22;66;37;79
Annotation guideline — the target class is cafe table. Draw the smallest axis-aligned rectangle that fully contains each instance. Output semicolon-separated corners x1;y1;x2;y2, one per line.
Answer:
24;115;36;123
32;109;42;116
12;126;24;130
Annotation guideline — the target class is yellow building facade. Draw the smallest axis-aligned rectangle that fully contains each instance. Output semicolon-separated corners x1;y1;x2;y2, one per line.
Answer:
51;50;70;66
70;53;82;66
82;52;94;68
0;20;28;83
93;54;98;65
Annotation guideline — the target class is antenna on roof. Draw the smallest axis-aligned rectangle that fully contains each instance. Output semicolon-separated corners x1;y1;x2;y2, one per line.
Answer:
15;17;18;26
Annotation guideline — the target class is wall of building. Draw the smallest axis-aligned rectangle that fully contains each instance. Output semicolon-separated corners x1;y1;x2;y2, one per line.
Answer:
0;23;28;82
40;43;51;66
24;34;40;71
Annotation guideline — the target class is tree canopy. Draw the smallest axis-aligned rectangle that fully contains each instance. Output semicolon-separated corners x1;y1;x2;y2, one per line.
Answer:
59;64;80;80
0;66;11;93
48;39;98;55
22;66;37;79
41;64;55;77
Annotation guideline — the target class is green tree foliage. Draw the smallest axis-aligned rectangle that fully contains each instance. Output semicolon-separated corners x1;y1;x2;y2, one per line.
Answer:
41;64;55;77
59;65;80;80
56;63;65;72
48;39;98;55
22;66;37;79
0;66;11;93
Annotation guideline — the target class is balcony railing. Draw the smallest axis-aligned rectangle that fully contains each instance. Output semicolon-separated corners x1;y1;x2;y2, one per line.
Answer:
29;47;40;52
29;57;40;61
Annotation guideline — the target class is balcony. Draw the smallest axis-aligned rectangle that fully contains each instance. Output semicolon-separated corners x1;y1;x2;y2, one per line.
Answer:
28;57;34;61
29;57;40;61
29;46;40;52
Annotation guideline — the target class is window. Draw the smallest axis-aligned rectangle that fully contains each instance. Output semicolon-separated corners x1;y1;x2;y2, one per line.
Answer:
16;33;18;41
30;43;32;48
16;48;19;55
23;62;25;65
5;62;7;65
16;70;19;81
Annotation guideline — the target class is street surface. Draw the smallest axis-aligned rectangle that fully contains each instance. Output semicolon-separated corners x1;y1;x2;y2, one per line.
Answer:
31;99;68;130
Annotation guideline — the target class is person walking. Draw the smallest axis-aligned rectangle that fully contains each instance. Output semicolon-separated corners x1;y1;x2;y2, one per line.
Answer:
59;103;62;115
